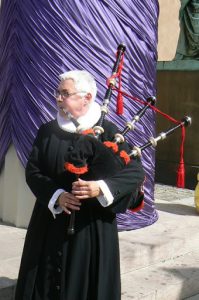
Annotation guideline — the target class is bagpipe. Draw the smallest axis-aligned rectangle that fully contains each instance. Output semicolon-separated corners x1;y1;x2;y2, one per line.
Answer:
63;44;192;235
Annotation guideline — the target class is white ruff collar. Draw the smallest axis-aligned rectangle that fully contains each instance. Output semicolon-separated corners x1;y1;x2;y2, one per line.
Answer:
57;102;101;133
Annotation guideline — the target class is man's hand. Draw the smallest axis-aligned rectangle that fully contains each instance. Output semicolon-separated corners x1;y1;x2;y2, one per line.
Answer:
72;178;102;199
57;192;81;214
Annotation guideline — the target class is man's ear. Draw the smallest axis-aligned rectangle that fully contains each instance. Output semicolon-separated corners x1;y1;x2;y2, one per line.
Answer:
85;92;92;103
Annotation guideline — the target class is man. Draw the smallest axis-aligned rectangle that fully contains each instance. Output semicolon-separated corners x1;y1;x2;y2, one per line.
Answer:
15;70;144;300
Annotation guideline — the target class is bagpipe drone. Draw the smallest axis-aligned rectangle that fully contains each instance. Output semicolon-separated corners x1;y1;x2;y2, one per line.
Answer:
63;44;191;235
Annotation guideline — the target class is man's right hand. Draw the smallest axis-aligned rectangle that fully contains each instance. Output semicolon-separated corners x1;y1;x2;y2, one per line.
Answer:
57;192;81;214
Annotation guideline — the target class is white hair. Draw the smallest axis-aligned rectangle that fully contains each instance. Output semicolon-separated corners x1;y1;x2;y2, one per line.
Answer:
59;70;97;101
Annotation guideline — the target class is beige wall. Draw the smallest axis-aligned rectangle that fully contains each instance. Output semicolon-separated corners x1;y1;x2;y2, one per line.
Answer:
0;145;35;228
158;0;180;61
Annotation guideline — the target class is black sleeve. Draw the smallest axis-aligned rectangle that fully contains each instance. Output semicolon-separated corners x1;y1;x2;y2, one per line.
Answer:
25;125;60;207
105;157;144;199
104;156;145;213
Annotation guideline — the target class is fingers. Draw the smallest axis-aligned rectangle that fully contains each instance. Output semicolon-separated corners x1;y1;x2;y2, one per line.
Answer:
62;202;81;214
63;206;71;215
72;178;87;189
72;179;89;197
65;193;82;204
58;192;81;214
72;179;101;198
72;186;92;198
72;186;90;194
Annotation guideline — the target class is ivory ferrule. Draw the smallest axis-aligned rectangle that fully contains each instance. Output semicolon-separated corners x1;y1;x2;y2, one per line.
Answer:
109;78;116;86
101;106;109;114
131;146;142;157
159;132;166;140
149;137;157;147
126;122;135;131
114;133;125;144
134;115;140;122
93;126;104;135
104;99;110;105
152;132;166;145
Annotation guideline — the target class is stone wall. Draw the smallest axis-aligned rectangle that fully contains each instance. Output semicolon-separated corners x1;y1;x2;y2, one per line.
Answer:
156;70;199;189
156;0;199;189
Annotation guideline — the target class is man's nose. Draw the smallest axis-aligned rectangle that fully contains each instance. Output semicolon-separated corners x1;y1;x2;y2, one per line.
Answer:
57;95;63;102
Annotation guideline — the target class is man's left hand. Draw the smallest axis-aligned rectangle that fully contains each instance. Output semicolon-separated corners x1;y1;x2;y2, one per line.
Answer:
72;178;102;199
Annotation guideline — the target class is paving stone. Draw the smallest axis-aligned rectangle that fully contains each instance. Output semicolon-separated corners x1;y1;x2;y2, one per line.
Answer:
121;251;199;300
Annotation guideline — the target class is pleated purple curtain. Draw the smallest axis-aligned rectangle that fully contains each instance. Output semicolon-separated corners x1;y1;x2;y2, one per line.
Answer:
0;0;159;230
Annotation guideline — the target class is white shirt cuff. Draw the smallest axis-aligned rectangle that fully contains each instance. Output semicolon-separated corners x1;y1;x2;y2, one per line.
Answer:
97;180;114;207
48;189;65;218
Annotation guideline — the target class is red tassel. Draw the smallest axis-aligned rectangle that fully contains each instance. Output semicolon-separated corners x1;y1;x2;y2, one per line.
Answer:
176;159;185;188
117;92;123;115
176;126;185;188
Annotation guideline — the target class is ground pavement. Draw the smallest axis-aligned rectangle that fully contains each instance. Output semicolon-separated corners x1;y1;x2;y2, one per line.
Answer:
0;184;199;300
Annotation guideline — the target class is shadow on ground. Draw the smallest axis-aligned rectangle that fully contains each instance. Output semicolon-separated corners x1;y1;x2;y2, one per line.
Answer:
163;267;199;300
0;277;16;300
155;203;198;216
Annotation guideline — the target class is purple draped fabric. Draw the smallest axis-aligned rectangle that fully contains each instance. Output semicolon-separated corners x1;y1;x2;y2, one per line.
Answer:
0;0;159;230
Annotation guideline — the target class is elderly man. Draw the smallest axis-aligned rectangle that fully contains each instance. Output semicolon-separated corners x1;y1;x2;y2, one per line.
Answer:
15;70;144;300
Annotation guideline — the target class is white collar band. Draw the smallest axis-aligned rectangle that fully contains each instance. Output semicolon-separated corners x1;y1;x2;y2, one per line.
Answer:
57;102;101;133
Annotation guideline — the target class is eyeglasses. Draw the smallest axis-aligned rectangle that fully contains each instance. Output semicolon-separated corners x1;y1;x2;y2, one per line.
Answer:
54;90;86;99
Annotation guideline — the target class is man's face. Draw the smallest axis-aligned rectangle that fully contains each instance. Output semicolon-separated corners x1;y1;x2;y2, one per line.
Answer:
56;79;91;118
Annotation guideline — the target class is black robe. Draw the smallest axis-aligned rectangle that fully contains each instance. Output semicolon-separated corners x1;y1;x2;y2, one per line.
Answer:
15;119;144;300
